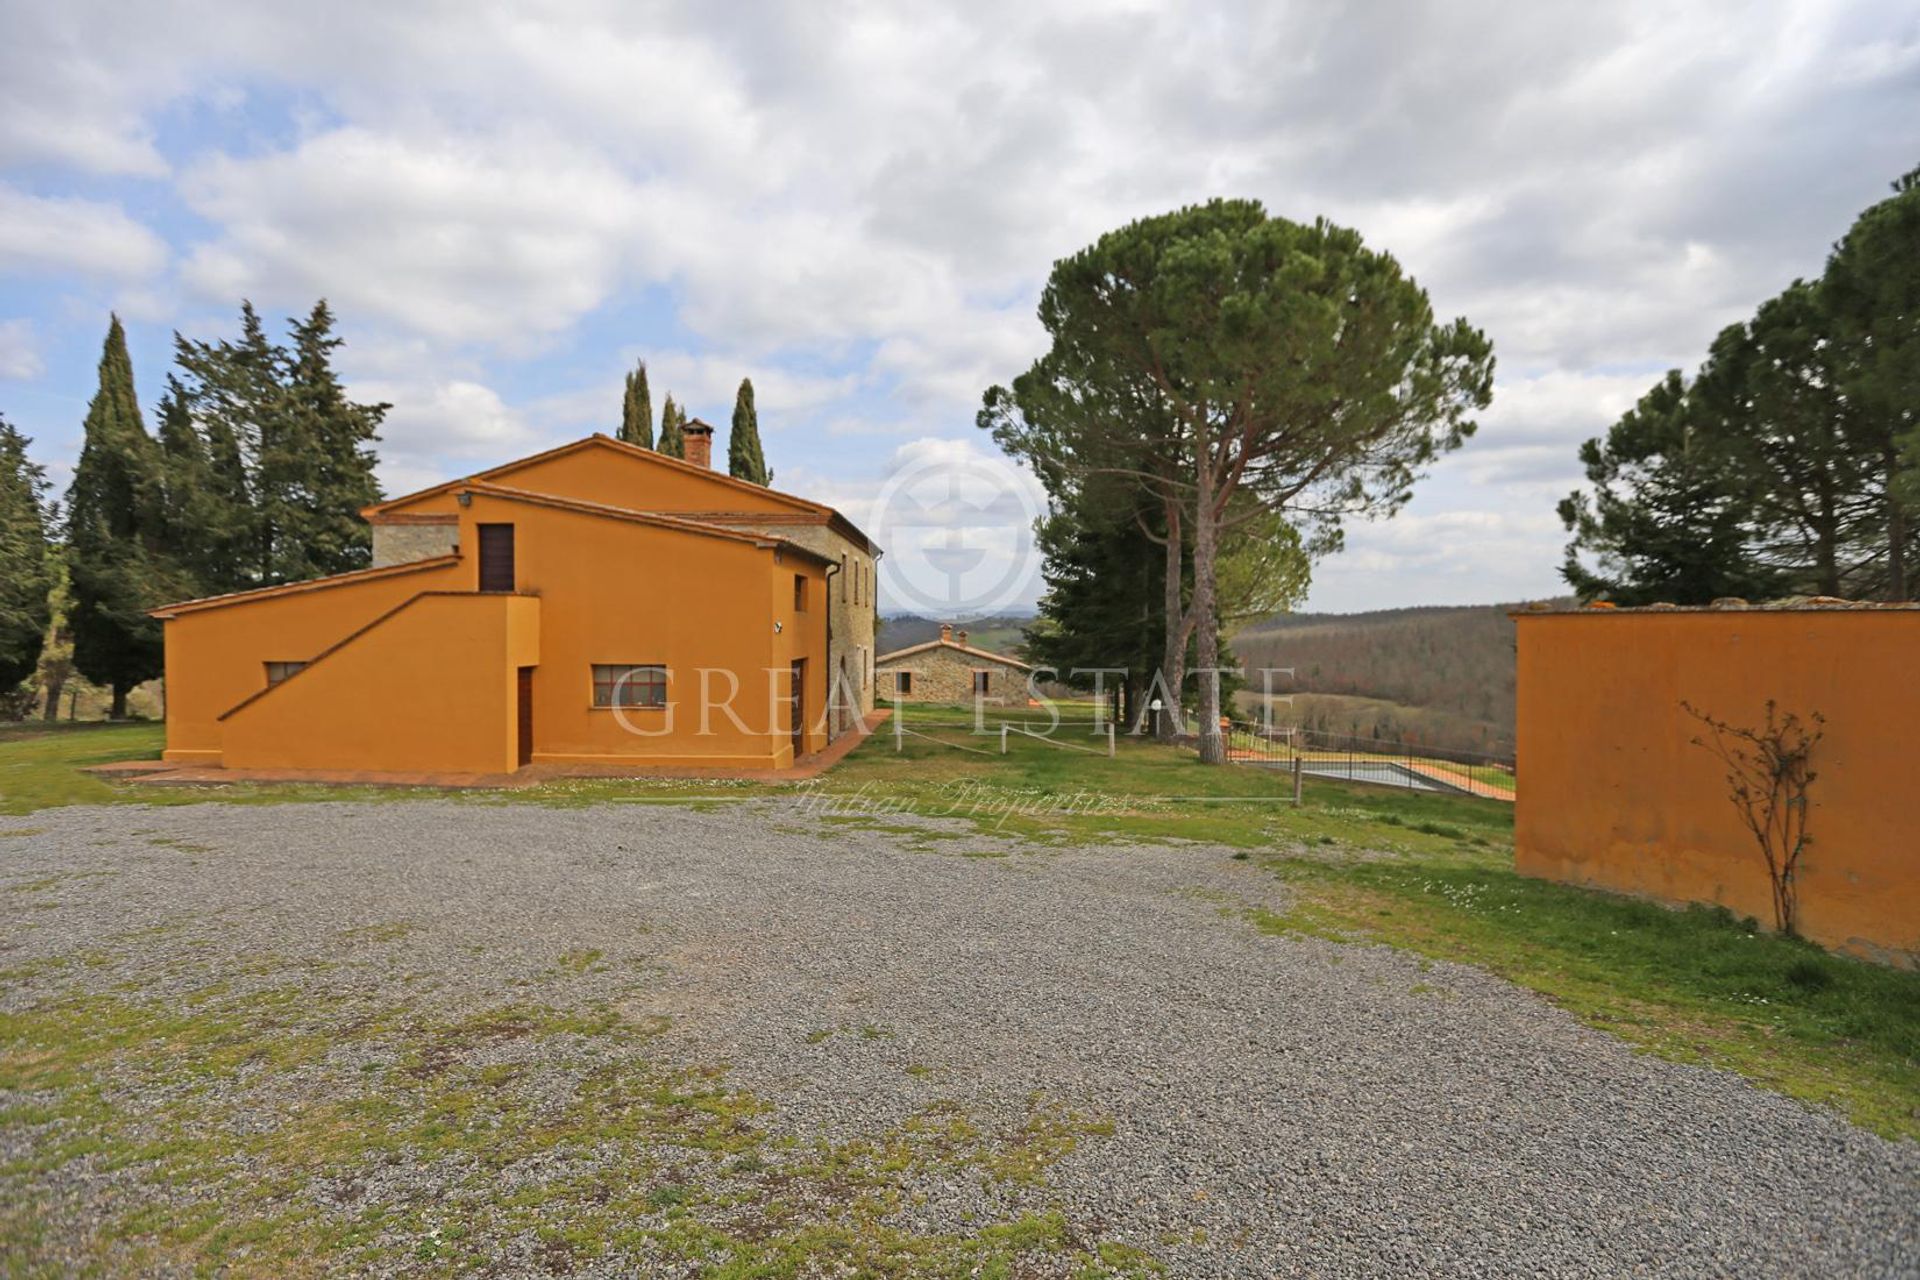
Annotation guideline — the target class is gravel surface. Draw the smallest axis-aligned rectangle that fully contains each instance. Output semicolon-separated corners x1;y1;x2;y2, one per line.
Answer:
2;798;1916;1278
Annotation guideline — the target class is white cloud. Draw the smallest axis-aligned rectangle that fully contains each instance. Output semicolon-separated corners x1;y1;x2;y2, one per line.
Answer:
0;186;168;281
795;436;1050;614
178;129;650;346
0;319;43;380
1307;508;1569;613
7;0;1920;611
350;376;540;496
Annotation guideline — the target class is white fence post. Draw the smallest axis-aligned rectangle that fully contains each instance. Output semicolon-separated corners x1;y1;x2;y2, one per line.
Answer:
1000;724;1008;755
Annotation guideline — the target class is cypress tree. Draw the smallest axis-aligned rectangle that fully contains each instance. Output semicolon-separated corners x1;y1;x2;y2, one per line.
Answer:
0;414;53;709
65;315;172;718
658;395;686;459
727;377;772;484
621;361;654;448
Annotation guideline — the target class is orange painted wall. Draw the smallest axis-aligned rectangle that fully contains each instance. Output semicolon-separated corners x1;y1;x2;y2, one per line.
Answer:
160;558;466;763
1514;610;1920;966
223;594;539;774
158;490;830;772
455;490;828;768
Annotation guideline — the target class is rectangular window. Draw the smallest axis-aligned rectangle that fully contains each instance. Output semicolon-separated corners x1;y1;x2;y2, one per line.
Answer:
895;671;912;694
794;574;807;612
973;671;990;695
265;661;307;686
592;664;667;709
841;554;849;601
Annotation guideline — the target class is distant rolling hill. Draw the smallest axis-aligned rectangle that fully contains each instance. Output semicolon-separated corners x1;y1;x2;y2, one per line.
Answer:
1230;600;1570;757
880;601;1560;757
877;614;1033;657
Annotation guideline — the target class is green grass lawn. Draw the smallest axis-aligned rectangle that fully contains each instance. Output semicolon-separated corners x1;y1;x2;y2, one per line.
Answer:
4;707;1916;1140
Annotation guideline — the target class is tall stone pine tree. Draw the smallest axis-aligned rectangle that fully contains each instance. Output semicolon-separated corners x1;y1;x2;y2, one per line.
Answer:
267;300;387;583
658;394;686;459
1024;473;1167;727
1692;281;1878;597
172;304;278;589
171;300;385;588
1558;371;1782;605
0;413;54;708
65;316;175;718
727;377;772;484
621;361;654;447
1824;165;1920;600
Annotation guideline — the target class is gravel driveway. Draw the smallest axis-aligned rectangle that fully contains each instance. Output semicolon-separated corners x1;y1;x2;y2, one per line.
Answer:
2;799;1915;1277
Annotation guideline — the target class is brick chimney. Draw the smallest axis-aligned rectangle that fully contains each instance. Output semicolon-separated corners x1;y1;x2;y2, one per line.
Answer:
956;628;968;646
684;418;714;469
939;623;953;643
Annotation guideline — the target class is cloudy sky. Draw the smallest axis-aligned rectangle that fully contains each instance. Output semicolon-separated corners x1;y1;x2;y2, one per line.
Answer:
1;1;1915;614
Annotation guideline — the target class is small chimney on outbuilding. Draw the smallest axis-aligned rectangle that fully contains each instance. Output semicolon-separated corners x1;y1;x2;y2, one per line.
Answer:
939;623;953;643
956;629;969;646
684;418;715;469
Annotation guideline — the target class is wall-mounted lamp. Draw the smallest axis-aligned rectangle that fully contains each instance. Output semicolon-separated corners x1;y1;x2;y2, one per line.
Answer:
457;491;472;507
774;620;784;634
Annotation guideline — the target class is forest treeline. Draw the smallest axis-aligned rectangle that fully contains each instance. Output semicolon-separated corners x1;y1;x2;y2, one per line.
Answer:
0;304;387;719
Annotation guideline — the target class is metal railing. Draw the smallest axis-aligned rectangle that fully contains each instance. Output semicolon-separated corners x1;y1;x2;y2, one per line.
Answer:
1219;722;1516;801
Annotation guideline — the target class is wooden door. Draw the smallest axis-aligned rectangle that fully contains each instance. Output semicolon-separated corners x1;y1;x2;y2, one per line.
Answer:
789;659;805;757
478;524;515;592
516;667;534;768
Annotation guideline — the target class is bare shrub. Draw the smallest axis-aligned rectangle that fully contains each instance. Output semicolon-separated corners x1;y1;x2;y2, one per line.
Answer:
1681;699;1825;936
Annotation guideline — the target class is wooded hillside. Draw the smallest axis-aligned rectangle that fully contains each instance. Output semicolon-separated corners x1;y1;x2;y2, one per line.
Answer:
1230;601;1568;756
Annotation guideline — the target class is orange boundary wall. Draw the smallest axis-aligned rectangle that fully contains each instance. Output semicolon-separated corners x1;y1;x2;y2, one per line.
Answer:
1513;606;1920;967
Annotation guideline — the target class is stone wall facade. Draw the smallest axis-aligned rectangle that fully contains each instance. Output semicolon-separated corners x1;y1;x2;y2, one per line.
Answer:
876;641;1031;706
717;520;878;740
371;518;459;568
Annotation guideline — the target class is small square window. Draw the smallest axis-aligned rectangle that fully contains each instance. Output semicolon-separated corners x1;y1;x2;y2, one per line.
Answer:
265;661;307;686
592;664;667;709
895;671;913;694
973;671;990;695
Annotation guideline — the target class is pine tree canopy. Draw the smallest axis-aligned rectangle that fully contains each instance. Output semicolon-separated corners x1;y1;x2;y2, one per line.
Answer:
1560;169;1920;604
727;377;771;484
1558;372;1783;605
1823;165;1920;598
0;413;54;695
171;300;388;590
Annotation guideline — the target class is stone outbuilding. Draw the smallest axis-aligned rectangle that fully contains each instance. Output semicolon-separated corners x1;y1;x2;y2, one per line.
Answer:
875;624;1032;706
